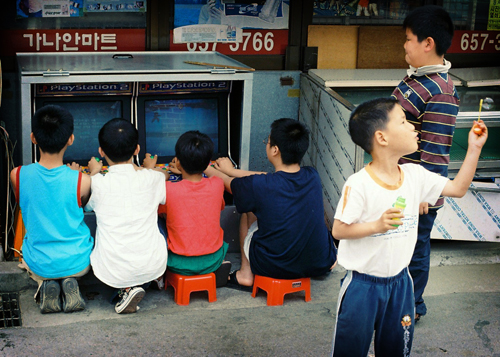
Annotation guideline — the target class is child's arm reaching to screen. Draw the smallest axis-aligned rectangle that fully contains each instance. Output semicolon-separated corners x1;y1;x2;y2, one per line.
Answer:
213;157;266;177
142;154;170;180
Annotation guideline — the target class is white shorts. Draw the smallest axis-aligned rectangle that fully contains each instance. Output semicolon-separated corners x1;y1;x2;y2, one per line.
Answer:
243;221;258;263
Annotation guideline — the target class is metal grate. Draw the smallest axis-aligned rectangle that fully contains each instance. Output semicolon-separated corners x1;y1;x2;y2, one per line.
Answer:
0;293;22;328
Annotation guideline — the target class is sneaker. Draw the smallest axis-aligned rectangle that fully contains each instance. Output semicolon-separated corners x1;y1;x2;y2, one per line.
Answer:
115;287;145;314
39;280;62;314
61;277;86;313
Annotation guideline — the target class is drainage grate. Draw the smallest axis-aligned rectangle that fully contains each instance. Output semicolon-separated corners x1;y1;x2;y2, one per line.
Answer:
0;293;22;328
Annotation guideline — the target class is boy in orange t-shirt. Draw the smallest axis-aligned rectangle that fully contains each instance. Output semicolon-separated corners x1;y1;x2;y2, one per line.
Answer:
155;131;230;286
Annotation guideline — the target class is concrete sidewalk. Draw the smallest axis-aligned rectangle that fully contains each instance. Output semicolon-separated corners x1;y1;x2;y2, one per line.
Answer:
1;241;500;356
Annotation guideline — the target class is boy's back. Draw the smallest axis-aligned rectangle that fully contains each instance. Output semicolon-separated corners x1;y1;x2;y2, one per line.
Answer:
86;163;167;288
18;163;93;278
231;166;336;279
160;175;225;256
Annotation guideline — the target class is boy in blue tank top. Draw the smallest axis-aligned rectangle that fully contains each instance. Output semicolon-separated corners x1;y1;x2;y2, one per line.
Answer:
10;105;93;314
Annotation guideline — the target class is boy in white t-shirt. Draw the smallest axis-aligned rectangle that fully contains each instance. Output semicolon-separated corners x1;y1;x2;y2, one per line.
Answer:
85;118;168;314
331;98;487;357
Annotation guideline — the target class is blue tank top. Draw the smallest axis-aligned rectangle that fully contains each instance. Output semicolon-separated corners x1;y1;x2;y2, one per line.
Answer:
19;163;93;279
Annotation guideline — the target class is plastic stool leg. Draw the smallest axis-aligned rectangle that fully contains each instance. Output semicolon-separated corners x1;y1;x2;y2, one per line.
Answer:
267;288;285;306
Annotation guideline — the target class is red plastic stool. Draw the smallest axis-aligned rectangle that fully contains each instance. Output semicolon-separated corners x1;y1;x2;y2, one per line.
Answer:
165;271;217;306
252;275;311;306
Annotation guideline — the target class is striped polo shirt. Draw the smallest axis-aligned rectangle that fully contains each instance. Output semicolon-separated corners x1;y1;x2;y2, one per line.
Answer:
392;67;460;208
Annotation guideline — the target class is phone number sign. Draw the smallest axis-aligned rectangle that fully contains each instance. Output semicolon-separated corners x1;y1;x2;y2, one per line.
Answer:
170;29;288;55
448;30;500;54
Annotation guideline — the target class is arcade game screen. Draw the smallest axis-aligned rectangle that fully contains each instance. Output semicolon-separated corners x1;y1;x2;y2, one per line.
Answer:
48;100;122;164
143;98;219;158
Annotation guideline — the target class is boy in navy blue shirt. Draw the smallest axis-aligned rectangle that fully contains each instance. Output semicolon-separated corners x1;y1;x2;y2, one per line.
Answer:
206;118;337;289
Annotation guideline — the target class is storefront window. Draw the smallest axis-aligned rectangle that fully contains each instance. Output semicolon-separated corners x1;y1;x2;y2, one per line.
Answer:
311;0;494;31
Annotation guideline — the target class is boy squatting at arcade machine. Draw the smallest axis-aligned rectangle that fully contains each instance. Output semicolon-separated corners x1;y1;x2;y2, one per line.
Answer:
331;98;487;357
205;118;337;289
84;118;168;314
11;105;92;314
148;131;231;286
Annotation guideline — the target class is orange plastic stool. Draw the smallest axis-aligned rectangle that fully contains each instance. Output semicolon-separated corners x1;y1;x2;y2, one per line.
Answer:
252;275;311;306
165;271;217;306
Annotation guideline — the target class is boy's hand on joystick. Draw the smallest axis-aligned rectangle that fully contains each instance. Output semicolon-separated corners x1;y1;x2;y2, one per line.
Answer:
143;153;157;169
67;162;81;172
88;157;103;176
168;157;182;175
214;157;236;175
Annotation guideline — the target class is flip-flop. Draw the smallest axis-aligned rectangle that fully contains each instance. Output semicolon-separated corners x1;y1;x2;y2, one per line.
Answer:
225;270;253;292
214;261;232;288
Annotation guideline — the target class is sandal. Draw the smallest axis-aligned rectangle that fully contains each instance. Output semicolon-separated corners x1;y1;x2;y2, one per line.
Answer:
225;270;253;292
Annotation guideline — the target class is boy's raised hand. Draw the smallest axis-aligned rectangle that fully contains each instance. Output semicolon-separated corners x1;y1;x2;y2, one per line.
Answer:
469;120;488;149
88;157;103;175
376;207;404;233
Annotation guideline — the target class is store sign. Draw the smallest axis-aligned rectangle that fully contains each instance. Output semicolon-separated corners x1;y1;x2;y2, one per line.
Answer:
0;29;145;56
169;29;288;55
448;30;500;54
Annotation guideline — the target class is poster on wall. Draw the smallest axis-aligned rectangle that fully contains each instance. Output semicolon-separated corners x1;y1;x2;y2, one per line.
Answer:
312;0;408;19
173;0;289;44
17;0;83;17
83;0;146;12
488;0;500;30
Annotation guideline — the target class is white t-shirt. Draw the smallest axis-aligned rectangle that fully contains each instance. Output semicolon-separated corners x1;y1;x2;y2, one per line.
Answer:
86;164;167;288
334;163;448;277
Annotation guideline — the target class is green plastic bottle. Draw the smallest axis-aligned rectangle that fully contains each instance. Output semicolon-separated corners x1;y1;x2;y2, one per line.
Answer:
392;196;406;227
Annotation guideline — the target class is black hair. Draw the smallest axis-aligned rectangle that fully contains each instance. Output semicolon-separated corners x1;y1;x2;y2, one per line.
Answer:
31;105;74;154
269;118;309;165
349;98;399;154
404;5;454;56
98;118;138;163
175;130;214;175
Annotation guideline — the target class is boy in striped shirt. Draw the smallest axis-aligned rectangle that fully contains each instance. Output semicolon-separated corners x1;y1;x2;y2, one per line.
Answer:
392;5;458;323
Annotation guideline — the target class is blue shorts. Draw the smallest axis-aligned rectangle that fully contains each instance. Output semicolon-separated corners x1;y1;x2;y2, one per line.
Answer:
332;268;415;357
